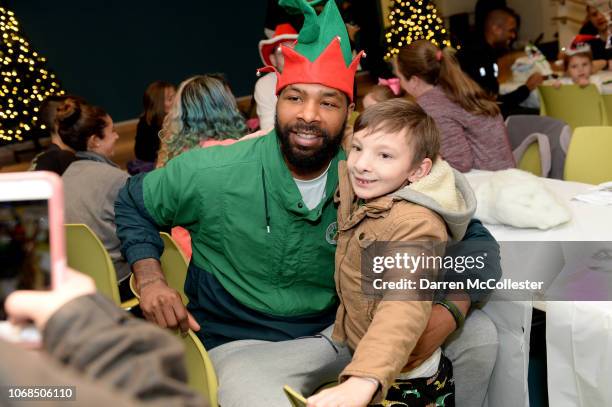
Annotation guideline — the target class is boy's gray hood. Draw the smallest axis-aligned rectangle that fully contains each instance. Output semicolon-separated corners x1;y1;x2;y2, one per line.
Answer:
393;159;476;241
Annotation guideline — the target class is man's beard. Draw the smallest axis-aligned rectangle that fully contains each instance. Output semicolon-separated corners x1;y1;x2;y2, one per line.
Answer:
275;115;345;173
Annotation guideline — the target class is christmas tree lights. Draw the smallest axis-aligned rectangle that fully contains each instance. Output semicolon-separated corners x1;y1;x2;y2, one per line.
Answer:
384;0;451;60
0;4;63;145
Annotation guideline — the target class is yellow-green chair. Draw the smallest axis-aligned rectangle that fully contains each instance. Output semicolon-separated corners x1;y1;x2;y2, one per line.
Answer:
517;142;543;176
564;126;612;184
603;94;612;125
347;110;360;126
160;232;189;304
179;330;218;407
127;233;215;404
510;132;551;177
128;232;189;304
538;84;607;129
65;224;138;310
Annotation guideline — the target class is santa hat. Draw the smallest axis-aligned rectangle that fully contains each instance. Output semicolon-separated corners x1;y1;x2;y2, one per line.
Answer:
258;23;299;67
257;0;364;101
566;34;596;56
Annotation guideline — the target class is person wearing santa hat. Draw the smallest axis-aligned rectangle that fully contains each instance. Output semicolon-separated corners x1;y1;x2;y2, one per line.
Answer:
115;1;499;406
549;36;604;91
254;23;299;131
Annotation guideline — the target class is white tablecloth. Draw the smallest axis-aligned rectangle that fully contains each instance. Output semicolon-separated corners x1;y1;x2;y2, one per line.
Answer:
465;171;612;407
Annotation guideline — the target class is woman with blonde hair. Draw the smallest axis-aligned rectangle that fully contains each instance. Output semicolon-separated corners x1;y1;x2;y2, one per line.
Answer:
157;74;246;167
395;40;515;172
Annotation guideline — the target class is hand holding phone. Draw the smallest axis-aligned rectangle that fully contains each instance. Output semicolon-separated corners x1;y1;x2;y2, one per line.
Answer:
4;267;95;329
0;172;66;343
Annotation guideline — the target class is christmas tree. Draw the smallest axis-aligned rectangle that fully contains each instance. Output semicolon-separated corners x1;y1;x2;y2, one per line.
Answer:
0;3;63;145
384;0;450;60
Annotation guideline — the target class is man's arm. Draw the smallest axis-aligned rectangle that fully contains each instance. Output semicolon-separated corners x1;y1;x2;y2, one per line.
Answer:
407;219;501;366
115;161;202;332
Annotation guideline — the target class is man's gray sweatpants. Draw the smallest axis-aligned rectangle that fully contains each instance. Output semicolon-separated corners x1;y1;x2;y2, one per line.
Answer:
209;309;498;407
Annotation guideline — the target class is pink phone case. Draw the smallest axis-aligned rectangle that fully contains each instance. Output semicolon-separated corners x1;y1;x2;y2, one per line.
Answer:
0;171;66;288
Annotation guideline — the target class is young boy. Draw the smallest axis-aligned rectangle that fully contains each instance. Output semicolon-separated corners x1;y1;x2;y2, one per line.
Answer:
307;99;476;407
550;39;603;91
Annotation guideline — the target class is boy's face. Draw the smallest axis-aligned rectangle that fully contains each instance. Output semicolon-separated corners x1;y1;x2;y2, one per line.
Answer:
567;55;592;83
348;127;419;200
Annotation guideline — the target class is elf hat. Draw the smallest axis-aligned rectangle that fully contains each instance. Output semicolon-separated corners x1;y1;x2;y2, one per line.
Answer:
258;23;299;67
257;0;364;101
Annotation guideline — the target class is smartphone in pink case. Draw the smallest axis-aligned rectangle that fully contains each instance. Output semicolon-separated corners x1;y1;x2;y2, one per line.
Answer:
0;171;66;341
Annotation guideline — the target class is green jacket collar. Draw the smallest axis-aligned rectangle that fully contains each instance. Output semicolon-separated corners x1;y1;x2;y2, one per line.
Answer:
261;129;345;221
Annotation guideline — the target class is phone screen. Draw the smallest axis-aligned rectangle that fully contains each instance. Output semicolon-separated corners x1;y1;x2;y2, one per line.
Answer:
0;199;50;320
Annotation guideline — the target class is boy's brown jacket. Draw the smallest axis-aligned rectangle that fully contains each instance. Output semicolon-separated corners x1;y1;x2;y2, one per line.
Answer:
332;159;476;402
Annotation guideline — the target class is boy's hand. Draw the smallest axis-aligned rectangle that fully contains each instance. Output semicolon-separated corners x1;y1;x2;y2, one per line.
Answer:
306;377;377;407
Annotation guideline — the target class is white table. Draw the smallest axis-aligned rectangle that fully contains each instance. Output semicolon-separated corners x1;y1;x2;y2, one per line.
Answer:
465;171;612;407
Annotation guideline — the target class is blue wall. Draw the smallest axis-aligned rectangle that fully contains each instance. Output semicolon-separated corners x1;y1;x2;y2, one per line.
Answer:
11;1;267;121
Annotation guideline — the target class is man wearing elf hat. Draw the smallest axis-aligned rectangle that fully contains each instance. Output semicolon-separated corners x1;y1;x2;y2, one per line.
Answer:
254;23;299;131
115;1;499;405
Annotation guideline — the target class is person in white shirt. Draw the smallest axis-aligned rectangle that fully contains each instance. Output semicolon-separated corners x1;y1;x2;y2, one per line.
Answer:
254;23;298;131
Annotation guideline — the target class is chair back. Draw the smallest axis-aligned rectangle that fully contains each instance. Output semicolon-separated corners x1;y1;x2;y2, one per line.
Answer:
179;330;218;407
65;223;120;304
506;115;571;179
518;141;545;176
538;84;607;130
160;232;189;305
602;94;612;125
565;126;612;184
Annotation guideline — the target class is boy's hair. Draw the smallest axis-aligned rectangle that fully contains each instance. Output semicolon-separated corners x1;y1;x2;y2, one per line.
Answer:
354;98;440;166
564;50;593;70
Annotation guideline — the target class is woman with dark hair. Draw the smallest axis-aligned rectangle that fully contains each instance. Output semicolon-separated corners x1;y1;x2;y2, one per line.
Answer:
578;5;611;70
395;40;515;172
58;98;132;299
29;94;77;175
128;81;176;174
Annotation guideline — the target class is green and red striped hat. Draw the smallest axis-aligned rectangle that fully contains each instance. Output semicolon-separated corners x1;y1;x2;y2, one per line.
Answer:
258;0;364;101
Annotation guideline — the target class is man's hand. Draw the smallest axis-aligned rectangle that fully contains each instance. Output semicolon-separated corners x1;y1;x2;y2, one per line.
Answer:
307;376;377;407
133;259;200;333
525;72;544;91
